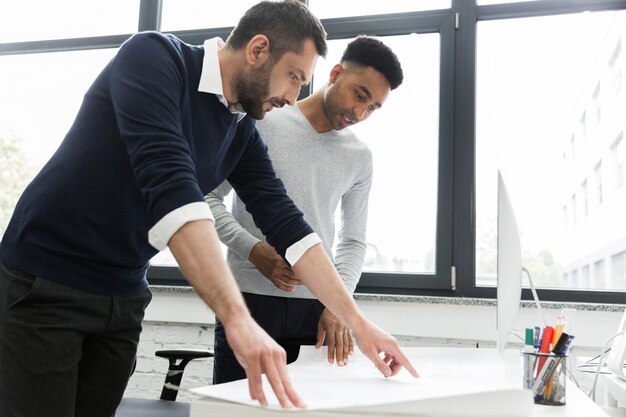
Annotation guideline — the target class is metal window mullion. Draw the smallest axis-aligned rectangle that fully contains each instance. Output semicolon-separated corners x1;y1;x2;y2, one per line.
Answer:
477;0;626;21
347;10;457;293
138;0;163;32
321;10;451;39
434;11;457;292
0;35;132;55
451;0;478;297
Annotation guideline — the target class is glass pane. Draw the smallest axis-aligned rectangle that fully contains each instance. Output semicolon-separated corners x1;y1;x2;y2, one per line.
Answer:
161;0;260;31
0;49;117;236
313;34;440;274
0;1;140;42
151;249;179;267
476;11;626;290
309;0;451;19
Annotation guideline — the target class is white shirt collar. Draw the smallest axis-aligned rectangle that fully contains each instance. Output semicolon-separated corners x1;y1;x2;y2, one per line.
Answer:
198;37;246;120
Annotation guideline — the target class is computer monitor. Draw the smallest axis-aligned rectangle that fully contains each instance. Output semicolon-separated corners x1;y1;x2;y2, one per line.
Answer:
496;171;523;355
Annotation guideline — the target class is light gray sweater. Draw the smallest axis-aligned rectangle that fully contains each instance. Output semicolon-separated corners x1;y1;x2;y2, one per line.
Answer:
205;104;373;298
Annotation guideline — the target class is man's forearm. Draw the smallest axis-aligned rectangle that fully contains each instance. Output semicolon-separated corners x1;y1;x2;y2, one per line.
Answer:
168;219;249;326
291;244;367;331
169;220;315;408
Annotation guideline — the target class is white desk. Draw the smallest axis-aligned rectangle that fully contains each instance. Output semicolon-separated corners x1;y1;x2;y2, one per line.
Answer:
190;347;609;416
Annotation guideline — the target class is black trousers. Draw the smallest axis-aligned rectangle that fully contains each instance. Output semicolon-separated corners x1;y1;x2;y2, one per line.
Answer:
212;292;324;384
0;262;152;417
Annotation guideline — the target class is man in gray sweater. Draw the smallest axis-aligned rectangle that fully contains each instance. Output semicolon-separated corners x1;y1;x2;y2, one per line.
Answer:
206;36;404;383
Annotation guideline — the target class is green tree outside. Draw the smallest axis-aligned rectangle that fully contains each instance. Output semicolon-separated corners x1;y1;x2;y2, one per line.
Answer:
0;130;37;236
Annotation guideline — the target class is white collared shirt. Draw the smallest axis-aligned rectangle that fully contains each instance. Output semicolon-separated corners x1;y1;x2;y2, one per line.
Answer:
198;37;246;121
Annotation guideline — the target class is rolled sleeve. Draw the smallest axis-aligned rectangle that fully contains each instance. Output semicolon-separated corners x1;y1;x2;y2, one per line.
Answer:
285;232;322;266
148;201;214;250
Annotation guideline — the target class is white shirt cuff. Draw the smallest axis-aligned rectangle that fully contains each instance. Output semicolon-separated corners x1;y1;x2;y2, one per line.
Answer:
148;202;214;251
285;233;322;266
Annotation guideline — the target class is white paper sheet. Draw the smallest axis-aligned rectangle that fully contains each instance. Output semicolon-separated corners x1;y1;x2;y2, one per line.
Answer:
191;347;526;411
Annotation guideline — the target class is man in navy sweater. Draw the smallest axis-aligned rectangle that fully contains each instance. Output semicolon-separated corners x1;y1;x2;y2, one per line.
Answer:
0;1;417;416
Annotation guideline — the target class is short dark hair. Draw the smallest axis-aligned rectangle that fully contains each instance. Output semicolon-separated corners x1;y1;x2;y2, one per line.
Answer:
341;36;403;90
226;0;327;61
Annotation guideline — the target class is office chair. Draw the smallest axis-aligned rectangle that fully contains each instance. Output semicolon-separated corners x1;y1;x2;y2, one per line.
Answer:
115;348;214;417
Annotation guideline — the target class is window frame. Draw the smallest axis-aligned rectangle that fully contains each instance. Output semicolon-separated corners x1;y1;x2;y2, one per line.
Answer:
320;10;456;293
2;0;626;303
150;8;458;292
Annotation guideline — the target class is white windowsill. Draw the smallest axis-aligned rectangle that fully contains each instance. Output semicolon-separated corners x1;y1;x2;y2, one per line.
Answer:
146;285;625;350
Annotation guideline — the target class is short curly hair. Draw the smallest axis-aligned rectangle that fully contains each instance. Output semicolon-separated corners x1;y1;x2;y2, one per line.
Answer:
341;36;403;90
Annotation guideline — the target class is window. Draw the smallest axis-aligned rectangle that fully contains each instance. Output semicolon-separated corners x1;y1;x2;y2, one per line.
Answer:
608;40;622;92
312;35;441;275
160;0;259;31
611;251;626;289
593;259;605;289
592;83;602;126
309;5;455;292
581;264;590;288
0;1;140;42
579;112;587;146
153;3;456;291
581;180;588;218
3;1;626;303
308;0;451;19
475;8;626;293
569;134;576;168
570;194;577;228
0;49;117;234
611;132;624;189
570;269;578;287
593;161;603;207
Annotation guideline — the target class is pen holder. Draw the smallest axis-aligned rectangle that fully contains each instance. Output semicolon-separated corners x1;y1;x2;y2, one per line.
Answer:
522;352;567;406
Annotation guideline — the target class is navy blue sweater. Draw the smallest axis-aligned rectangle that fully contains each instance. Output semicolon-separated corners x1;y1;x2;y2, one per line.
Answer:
0;32;313;296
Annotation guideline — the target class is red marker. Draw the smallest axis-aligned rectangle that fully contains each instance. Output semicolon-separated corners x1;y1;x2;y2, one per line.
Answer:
537;325;554;373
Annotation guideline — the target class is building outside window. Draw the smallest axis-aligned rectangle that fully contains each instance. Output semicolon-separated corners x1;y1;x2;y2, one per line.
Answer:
592;83;602;126
593;161;603;207
611;132;624;189
581;264;590;288
476;9;626;291
579;111;587;147
581;180;588;218
611;251;626;289
593;259;605;289
609;40;622;92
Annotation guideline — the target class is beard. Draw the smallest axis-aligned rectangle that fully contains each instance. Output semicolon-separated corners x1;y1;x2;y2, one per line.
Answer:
233;60;273;120
323;89;348;130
